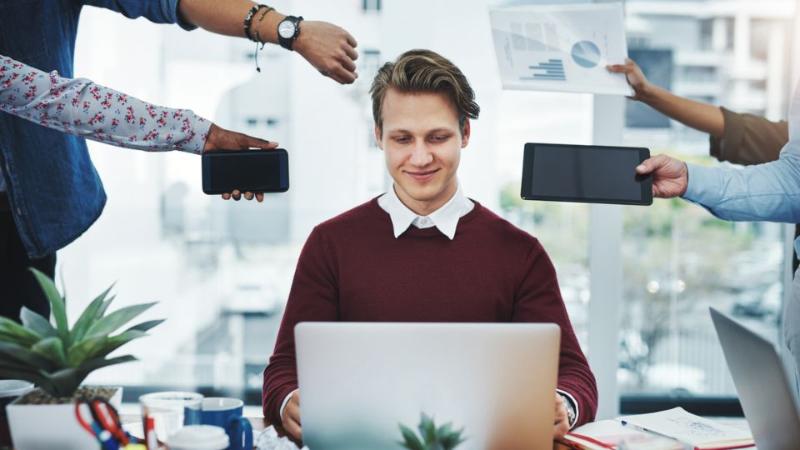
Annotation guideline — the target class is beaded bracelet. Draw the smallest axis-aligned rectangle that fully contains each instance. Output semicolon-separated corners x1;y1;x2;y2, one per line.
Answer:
243;4;268;42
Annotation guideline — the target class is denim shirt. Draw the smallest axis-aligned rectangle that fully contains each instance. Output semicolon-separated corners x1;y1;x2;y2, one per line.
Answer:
683;79;800;254
0;0;193;258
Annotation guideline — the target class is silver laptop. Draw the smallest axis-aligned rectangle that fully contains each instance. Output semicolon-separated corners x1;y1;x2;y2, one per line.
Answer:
710;307;800;450
295;322;560;450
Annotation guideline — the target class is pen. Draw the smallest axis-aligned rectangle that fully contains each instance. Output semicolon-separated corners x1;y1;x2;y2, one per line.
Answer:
620;420;692;450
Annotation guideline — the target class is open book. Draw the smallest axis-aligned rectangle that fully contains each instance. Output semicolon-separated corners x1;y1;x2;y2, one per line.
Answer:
620;407;754;450
560;420;682;450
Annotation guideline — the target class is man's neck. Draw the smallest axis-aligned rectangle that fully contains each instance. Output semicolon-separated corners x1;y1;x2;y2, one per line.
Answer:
393;182;458;216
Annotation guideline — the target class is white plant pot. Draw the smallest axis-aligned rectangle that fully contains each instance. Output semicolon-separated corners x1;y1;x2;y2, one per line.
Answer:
6;387;123;450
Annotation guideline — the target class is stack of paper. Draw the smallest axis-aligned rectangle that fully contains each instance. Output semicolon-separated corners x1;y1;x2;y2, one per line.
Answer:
561;420;682;450
621;407;754;450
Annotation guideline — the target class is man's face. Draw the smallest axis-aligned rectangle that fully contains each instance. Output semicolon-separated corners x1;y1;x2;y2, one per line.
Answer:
375;88;470;215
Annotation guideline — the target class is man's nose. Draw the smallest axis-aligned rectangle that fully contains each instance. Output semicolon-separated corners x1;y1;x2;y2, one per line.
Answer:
409;142;433;166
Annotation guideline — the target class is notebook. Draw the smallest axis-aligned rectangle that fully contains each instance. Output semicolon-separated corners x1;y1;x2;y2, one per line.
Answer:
620;407;754;450
560;420;682;450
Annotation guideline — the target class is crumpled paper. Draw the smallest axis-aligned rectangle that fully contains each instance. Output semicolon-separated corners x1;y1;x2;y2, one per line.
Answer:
255;426;309;450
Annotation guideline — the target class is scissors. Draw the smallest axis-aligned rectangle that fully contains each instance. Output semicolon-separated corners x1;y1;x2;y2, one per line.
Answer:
74;396;144;450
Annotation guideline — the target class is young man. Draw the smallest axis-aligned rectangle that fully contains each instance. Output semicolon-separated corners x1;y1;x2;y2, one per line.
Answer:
262;49;598;441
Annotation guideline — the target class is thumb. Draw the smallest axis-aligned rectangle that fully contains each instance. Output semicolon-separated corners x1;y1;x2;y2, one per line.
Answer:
636;154;668;174
636;158;655;174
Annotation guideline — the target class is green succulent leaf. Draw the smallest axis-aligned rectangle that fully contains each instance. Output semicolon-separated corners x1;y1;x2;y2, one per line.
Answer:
399;424;425;450
0;342;56;372
70;285;115;343
31;336;68;366
0;270;162;399
399;414;466;450
123;319;165;334
0;318;42;347
29;269;69;345
84;302;156;340
440;427;466;450
41;354;137;398
66;335;111;367
0;368;50;391
19;307;57;339
79;354;138;373
419;413;437;445
69;330;148;366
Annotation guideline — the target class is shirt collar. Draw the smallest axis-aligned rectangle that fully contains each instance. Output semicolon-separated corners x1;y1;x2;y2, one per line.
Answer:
377;183;474;240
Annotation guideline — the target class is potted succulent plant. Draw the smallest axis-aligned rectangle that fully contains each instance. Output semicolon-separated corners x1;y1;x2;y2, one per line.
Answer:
399;413;466;450
0;269;163;450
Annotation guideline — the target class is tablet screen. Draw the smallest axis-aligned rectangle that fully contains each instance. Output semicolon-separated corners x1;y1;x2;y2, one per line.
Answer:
521;143;651;205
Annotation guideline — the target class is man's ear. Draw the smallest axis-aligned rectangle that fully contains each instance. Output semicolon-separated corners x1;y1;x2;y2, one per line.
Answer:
374;125;383;150
461;119;471;148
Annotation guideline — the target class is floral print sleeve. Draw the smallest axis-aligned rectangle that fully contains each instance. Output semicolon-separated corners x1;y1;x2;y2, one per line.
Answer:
0;54;211;154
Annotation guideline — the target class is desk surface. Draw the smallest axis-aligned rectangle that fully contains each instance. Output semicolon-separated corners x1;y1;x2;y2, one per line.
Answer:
121;415;575;449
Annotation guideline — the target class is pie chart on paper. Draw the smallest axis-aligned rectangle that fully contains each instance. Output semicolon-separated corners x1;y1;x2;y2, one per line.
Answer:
571;40;602;68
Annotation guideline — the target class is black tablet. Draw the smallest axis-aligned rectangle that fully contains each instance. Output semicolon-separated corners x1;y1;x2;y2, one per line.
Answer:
520;143;652;206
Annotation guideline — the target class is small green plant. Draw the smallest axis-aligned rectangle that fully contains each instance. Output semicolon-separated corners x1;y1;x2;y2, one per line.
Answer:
399;413;466;450
0;269;163;398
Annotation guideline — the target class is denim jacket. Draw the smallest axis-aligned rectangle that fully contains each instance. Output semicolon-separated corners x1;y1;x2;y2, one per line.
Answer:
0;0;192;258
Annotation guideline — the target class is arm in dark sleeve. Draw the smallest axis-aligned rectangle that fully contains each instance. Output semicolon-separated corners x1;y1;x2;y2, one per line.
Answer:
81;0;197;30
512;239;598;427
262;227;339;425
710;107;789;165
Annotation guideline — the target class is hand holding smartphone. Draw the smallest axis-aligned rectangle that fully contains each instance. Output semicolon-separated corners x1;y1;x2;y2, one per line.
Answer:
202;149;290;198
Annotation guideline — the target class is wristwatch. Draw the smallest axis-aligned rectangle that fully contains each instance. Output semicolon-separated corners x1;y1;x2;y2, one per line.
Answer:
559;393;577;427
277;15;303;51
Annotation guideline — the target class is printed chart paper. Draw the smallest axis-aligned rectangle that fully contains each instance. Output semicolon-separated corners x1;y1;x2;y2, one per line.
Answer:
490;3;633;95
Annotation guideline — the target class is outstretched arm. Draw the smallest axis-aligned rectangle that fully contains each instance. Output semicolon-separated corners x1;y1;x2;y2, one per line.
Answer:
178;0;359;84
608;58;724;137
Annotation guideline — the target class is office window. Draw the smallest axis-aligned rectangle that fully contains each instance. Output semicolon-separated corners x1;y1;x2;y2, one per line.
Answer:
619;0;795;408
60;1;796;412
362;0;381;13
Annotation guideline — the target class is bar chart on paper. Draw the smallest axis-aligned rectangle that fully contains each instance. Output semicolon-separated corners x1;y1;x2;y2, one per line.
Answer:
524;59;566;81
490;3;633;96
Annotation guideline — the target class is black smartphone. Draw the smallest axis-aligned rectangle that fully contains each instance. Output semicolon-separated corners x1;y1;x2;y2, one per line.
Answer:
201;149;289;195
520;143;652;206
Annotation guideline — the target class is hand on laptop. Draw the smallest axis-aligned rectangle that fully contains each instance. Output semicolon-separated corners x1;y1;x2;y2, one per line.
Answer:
554;392;570;439
281;389;302;441
635;154;689;198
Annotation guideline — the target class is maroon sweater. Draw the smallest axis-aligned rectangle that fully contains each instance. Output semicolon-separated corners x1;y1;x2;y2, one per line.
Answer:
262;198;597;426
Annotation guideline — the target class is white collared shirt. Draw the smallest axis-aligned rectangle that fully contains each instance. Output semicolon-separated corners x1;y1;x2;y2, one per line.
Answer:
377;183;474;240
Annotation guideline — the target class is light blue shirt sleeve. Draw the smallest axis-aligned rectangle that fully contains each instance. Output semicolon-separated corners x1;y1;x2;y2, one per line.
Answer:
682;139;800;223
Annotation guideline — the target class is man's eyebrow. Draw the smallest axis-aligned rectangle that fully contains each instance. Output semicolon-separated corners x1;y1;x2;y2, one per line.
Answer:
427;128;455;134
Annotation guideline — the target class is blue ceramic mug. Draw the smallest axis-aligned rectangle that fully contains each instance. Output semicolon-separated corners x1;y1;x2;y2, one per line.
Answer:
200;398;253;450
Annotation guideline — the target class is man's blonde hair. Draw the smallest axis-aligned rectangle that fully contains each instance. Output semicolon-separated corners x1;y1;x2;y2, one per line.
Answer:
370;49;480;134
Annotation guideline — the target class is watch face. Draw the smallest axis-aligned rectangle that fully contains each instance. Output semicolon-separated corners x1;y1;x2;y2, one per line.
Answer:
278;20;296;39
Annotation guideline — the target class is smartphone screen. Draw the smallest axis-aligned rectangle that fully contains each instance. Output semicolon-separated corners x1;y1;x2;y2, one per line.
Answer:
202;149;289;194
520;143;651;205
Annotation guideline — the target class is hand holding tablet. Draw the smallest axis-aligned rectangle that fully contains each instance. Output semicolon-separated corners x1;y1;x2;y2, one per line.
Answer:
520;143;653;206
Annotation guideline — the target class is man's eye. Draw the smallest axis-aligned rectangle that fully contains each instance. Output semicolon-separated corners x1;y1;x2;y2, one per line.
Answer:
394;136;411;144
430;135;449;142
